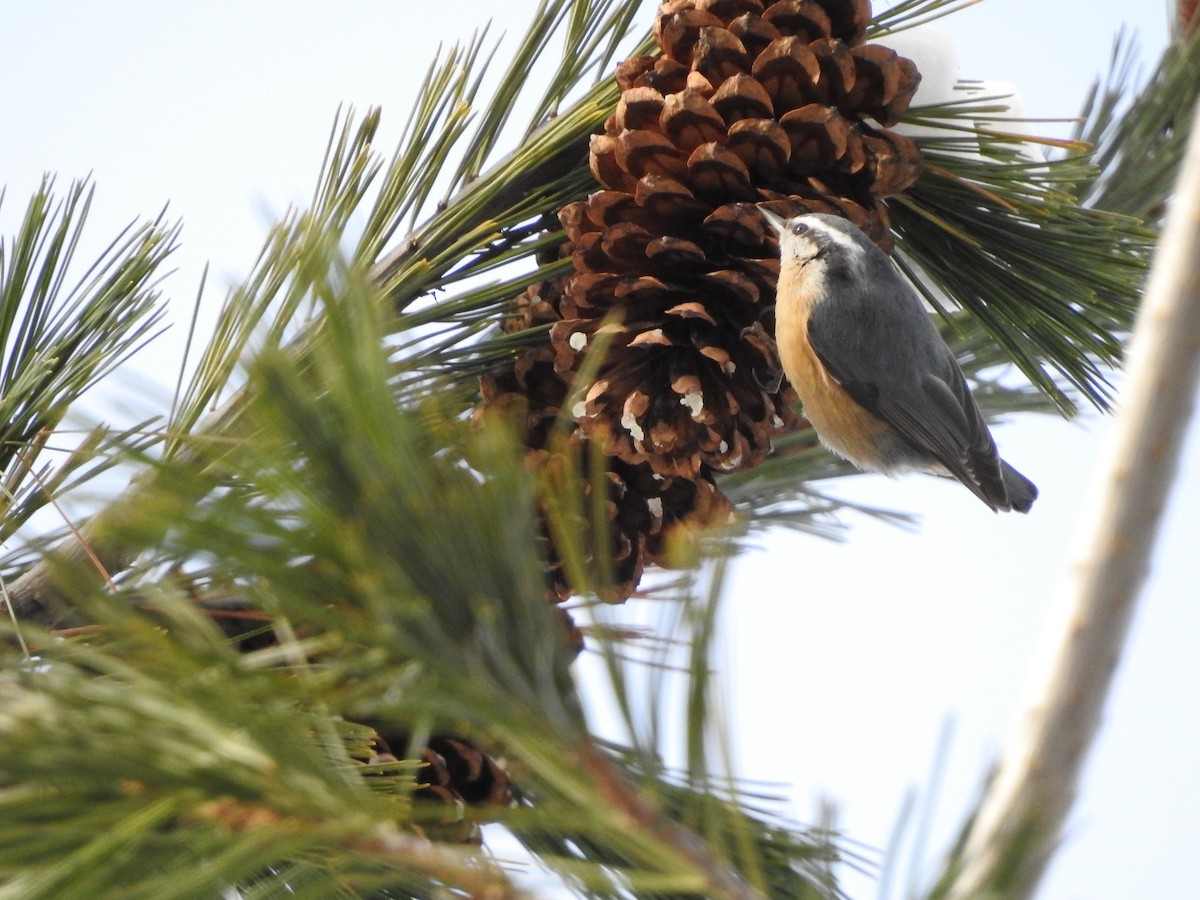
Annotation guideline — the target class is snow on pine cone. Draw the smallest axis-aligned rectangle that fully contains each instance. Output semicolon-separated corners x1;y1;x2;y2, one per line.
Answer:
481;0;923;602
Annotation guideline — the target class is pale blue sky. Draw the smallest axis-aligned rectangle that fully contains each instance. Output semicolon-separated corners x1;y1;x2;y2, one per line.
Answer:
1;3;1192;898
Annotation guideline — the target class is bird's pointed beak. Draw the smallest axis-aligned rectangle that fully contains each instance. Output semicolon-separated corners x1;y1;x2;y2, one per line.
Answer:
758;206;788;237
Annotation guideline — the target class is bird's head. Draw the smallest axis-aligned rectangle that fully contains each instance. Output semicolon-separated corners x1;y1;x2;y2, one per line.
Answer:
760;209;869;283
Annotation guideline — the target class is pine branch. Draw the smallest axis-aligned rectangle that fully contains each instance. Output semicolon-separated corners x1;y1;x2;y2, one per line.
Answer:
1074;25;1200;219
892;106;1149;415
868;0;982;37
0;178;174;626
8;0;1179;623
0;114;381;626
0;177;173;490
1;2;650;627
890;24;1200;415
935;94;1200;900
2;6;1192;892
1;237;841;897
529;557;846;898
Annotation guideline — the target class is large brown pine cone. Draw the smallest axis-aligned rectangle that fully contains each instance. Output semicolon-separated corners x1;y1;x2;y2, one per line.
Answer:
483;0;923;604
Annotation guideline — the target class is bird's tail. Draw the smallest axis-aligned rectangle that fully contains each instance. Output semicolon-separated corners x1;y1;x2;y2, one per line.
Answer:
1001;460;1038;513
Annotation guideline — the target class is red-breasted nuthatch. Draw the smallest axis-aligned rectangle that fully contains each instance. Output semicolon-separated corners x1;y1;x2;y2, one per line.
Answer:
763;209;1037;513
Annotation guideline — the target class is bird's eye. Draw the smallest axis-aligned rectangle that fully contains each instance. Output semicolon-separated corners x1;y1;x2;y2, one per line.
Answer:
790;223;808;236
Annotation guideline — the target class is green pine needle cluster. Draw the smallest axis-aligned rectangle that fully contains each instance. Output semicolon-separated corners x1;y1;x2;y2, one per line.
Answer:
0;230;835;898
0;179;171;546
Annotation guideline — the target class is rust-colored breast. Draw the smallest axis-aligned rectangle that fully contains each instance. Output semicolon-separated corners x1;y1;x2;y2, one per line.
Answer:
774;264;892;472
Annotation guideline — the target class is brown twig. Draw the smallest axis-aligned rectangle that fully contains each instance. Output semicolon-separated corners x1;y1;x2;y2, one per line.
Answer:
579;743;761;900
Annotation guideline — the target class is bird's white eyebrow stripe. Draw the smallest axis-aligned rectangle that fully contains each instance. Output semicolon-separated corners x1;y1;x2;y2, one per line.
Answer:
803;218;863;256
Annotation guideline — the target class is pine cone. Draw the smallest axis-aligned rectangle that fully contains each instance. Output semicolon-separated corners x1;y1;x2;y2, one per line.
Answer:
479;428;734;602
551;0;920;481
416;736;514;809
480;0;923;604
480;312;738;603
362;730;515;844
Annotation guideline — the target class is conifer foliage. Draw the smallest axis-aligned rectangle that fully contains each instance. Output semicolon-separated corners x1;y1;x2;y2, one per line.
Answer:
0;0;1196;898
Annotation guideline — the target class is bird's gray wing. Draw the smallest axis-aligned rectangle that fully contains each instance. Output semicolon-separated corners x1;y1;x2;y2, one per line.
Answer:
806;283;1010;510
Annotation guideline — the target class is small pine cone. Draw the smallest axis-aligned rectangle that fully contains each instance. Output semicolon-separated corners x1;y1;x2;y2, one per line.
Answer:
418;736;515;808
608;457;736;565
525;441;739;602
359;730;515;844
504;277;567;335
364;731;516;805
528;443;649;602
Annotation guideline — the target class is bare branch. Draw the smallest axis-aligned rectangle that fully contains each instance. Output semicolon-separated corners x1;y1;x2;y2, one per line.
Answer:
945;96;1200;899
